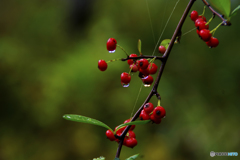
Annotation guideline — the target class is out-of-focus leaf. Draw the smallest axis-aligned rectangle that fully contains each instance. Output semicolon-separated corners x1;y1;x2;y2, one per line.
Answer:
209;0;231;18
63;114;113;132
138;39;142;55
125;154;139;160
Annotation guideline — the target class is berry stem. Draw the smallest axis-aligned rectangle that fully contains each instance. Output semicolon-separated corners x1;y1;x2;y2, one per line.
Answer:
206;13;215;25
200;5;206;16
106;58;122;63
117;44;129;56
210;22;222;35
115;0;196;158
158;99;161;106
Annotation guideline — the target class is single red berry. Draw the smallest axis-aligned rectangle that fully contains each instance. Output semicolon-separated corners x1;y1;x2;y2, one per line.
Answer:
125;138;138;148
106;130;116;141
153;106;166;119
144;102;154;114
142;75;154;86
139;68;150;76
199;29;212;42
150;114;162;124
98;60;108;71
106;38;117;52
138;59;149;69
121;72;131;84
127;130;136;138
195;18;205;27
190;10;198;22
129;64;138;72
124;119;135;130
158;45;166;54
196;21;209;30
139;110;150;120
206;37;219;48
147;63;158;75
127;54;138;65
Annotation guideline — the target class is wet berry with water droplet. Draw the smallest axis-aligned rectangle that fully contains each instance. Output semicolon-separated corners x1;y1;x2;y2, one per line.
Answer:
106;130;116;141
144;102;154;114
153;106;166;119
158;45;166;54
106;38;117;52
142;75;154;86
121;72;131;84
98;60;108;71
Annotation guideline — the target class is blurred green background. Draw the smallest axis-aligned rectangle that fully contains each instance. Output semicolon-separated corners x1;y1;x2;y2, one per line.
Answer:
0;0;240;160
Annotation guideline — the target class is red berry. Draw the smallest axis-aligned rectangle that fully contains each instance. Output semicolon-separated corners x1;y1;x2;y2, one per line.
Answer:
129;64;138;72
127;130;136;138
147;63;158;75
115;126;126;134
139;110;150;120
106;38;117;52
199;29;212;42
106;130;116;141
153;106;166;119
124;119;135;130
198;15;207;21
158;45;166;54
98;60;108;71
139;68;150;76
142;75;154;86
195;21;209;30
150;114;162;124
125;138;138;148
138;59;149;69
127;54;138;65
121;72;131;84
115;132;122;143
190;10;198;22
195;18;205;27
144;102;154;114
206;37;219;48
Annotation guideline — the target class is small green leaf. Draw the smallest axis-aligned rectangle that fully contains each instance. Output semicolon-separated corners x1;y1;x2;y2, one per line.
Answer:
93;156;105;160
138;39;142;55
209;0;231;18
63;114;113;132
230;5;240;17
115;120;150;132
160;39;171;49
114;158;120;160
126;154;139;160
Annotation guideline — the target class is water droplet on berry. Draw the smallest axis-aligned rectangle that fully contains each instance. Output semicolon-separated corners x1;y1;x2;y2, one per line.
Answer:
121;82;129;87
108;50;116;53
144;84;151;87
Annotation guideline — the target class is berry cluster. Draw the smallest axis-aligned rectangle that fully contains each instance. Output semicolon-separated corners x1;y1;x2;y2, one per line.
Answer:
98;38;159;87
139;102;166;124
106;119;137;148
190;10;219;48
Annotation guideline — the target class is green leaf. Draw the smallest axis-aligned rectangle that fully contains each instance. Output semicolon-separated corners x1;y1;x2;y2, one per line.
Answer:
126;154;139;160
160;39;171;49
93;156;105;160
138;39;142;55
114;158;120;160
115;120;150;133
230;5;240;17
63;114;113;132
209;0;231;18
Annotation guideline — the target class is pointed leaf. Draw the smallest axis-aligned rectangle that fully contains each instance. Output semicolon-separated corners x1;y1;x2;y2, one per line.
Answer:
63;114;113;132
126;154;139;160
209;0;231;18
115;120;150;132
160;39;171;49
138;39;142;55
230;5;240;17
